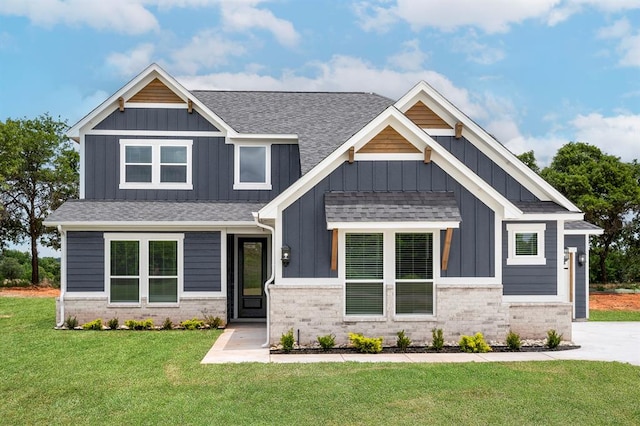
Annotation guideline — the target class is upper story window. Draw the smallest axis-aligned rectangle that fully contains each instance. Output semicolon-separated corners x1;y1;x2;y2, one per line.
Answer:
506;223;546;265
233;144;272;190
119;139;192;190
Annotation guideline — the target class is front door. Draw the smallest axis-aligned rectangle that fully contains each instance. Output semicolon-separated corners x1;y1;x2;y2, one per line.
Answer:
238;237;267;318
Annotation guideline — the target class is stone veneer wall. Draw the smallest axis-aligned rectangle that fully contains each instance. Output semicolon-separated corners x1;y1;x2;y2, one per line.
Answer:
56;296;226;325
508;302;573;340
268;284;511;345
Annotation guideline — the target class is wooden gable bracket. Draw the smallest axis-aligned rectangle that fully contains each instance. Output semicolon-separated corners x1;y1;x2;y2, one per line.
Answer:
455;122;463;139
187;99;193;114
424;147;432;164
331;229;338;271
118;97;125;112
348;147;355;164
441;228;454;271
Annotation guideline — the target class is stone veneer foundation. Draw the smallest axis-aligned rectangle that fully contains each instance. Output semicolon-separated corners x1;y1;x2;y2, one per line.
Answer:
268;284;573;345
56;296;226;326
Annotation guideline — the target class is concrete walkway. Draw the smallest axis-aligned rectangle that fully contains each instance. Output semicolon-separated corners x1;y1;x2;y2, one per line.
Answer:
201;322;640;365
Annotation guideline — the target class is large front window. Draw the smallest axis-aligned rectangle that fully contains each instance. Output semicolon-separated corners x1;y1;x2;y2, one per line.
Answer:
120;139;192;189
344;231;435;316
106;234;182;304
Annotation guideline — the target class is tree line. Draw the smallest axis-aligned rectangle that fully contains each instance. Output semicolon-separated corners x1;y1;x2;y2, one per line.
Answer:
1;114;639;285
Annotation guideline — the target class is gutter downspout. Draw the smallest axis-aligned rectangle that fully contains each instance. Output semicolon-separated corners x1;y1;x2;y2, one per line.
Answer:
56;225;66;327
252;212;275;348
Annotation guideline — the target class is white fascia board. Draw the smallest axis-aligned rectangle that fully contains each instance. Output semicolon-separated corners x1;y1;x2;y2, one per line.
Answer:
565;228;604;236
67;63;236;140
513;213;584;221
227;134;299;144
43;221;257;230
86;129;224;138
326;221;460;230
394;81;580;213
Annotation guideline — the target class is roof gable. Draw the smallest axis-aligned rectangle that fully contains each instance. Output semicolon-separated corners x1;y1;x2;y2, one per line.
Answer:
357;125;420;154
128;78;184;104
405;100;452;129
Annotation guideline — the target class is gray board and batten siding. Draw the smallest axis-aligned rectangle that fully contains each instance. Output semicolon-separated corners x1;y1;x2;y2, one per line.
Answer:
66;231;222;293
282;160;496;279
94;108;219;132
432;136;538;202
502;221;558;296
565;234;587;318
84;134;301;202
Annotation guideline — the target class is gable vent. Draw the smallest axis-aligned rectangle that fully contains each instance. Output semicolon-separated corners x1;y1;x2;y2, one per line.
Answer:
357;125;420;154
406;101;452;129
128;78;184;104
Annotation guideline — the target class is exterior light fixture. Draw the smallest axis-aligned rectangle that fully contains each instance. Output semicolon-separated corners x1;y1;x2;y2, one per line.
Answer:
578;252;586;266
281;245;291;267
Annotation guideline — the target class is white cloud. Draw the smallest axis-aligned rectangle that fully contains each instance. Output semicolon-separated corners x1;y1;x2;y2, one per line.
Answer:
386;39;428;71
596;18;640;67
452;31;505;65
0;0;159;34
571;113;640;161
218;0;300;47
106;44;156;77
171;30;246;74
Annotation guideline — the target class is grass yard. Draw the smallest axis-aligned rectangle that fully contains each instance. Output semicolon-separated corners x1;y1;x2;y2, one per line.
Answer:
2;298;640;425
589;310;640;321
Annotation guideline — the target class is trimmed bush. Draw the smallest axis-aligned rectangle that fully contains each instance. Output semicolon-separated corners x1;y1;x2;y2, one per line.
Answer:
348;333;383;354
161;317;173;330
506;331;522;350
396;330;412;352
82;319;103;330
545;329;562;349
317;334;336;350
459;332;492;353
202;314;224;329
107;318;119;330
180;318;204;330
431;328;444;351
125;319;154;330
280;328;295;352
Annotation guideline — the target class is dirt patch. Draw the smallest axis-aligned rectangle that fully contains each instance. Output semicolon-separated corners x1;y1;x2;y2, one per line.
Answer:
590;293;640;311
0;286;60;298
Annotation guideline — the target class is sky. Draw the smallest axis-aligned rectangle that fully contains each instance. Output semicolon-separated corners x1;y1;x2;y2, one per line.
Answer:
1;0;639;256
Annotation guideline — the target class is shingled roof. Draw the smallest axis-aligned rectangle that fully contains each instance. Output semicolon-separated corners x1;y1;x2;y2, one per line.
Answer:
191;90;394;175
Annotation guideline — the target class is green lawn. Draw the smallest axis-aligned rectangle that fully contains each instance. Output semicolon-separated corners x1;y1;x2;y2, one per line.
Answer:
590;310;640;321
2;297;640;425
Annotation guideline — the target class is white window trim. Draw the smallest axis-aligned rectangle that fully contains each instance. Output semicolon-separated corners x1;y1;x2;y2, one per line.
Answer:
104;233;184;307
506;223;546;265
119;139;193;190
340;229;440;319
233;143;272;190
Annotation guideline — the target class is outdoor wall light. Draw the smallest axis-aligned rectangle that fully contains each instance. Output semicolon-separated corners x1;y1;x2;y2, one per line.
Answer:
578;252;586;266
281;245;291;267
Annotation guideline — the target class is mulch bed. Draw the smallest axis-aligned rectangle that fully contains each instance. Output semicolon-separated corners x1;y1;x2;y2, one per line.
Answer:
271;345;580;355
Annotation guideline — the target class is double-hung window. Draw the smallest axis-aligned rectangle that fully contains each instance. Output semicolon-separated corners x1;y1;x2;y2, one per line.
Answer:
233;144;272;190
120;139;192;189
106;234;183;305
506;223;546;265
345;233;384;315
395;233;434;315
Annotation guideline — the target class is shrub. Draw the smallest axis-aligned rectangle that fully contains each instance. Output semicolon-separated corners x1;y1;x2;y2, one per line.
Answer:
0;257;24;281
545;329;562;349
459;332;492;353
106;318;118;330
125;319;154;330
506;330;522;350
64;315;78;329
348;332;383;354
280;328;295;352
431;328;444;351
317;334;336;350
82;319;103;331
180;318;204;330
396;330;412;352
162;317;173;330
202;313;224;329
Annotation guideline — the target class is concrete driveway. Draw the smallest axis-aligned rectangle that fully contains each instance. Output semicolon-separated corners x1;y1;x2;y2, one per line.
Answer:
202;322;640;365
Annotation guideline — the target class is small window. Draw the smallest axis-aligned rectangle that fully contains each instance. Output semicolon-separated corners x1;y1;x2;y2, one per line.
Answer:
506;223;546;265
345;233;384;315
234;144;271;190
120;140;192;189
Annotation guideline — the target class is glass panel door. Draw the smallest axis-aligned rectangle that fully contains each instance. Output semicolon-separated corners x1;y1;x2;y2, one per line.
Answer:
238;238;267;318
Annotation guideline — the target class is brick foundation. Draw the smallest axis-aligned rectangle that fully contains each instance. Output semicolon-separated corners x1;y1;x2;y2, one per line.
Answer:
508;302;572;340
56;296;226;326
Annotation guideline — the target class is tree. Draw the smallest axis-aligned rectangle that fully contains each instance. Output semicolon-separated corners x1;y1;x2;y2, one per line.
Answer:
516;150;540;174
0;114;78;284
541;142;640;283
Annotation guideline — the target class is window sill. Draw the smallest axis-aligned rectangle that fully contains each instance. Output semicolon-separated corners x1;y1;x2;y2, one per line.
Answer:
119;183;193;190
506;257;546;266
393;315;436;322
146;303;180;308
233;183;272;190
108;303;141;308
342;316;386;322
